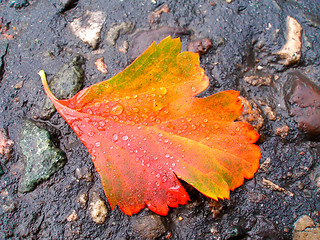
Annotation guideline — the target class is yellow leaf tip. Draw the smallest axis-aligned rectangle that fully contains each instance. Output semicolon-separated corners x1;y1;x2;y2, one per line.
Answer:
38;70;46;79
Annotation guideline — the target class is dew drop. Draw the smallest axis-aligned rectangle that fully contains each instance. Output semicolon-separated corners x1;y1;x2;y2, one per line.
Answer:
112;134;118;141
165;154;170;158
164;139;169;143
158;133;163;137
88;132;94;137
155;119;161;124
204;119;208;123
162;176;167;183
156;174;160;179
86;109;93;114
133;107;139;113
172;163;176;167
122;135;129;141
160;87;168;95
111;103;124;115
92;155;96;161
99;121;106;127
133;94;138;99
95;142;101;147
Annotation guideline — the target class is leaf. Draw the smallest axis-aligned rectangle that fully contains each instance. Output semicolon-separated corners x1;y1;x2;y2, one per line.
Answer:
39;36;261;216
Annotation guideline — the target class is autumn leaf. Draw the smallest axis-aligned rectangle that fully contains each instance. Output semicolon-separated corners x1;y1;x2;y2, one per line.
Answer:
39;36;261;216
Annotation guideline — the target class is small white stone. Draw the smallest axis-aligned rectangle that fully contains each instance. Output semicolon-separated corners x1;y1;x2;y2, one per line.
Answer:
67;210;79;222
256;65;263;70
70;11;106;49
89;192;108;224
77;193;88;206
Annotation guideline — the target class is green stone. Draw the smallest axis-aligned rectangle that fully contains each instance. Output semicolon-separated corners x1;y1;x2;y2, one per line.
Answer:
40;55;84;119
19;121;66;193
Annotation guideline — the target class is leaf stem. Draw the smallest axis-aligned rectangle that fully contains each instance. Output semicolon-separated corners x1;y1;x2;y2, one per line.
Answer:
38;70;58;101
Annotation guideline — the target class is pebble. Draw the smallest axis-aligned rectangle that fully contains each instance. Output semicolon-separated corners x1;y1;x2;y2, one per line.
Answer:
118;41;129;54
67;210;79;222
275;125;290;138
77;193;88;207
132;213;166;240
70;10;106;49
39;55;84;119
105;22;134;46
284;72;320;140
0;164;3;176
237;96;264;131
187;38;213;55
148;4;170;24
89;191;108;224
293;215;320;240
75;167;93;182
243;73;272;86
95;57;108;74
0;128;14;161
275;16;302;65
18;121;66;193
263;105;277;121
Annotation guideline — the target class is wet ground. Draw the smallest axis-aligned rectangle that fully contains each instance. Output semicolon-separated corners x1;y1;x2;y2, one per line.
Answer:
0;0;319;239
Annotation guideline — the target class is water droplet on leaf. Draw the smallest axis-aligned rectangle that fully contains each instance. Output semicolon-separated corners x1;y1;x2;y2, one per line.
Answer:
160;87;168;95
112;134;118;141
111;104;124;115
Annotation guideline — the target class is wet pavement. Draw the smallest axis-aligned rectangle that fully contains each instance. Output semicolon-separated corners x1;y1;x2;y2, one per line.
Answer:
0;0;319;239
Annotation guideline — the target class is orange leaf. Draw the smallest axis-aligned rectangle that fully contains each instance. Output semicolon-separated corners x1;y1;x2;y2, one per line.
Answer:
39;36;260;216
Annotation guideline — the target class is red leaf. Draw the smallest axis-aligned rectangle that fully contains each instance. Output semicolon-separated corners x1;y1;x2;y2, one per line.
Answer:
39;36;261;216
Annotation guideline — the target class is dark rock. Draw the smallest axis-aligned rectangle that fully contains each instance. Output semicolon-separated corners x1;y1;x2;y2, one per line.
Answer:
225;226;246;240
39;56;84;119
284;72;320;140
129;26;190;60
19;121;66;193
49;0;79;12
132;212;166;240
0;44;8;81
7;0;29;8
187;38;212;55
0;164;3;176
247;216;285;240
